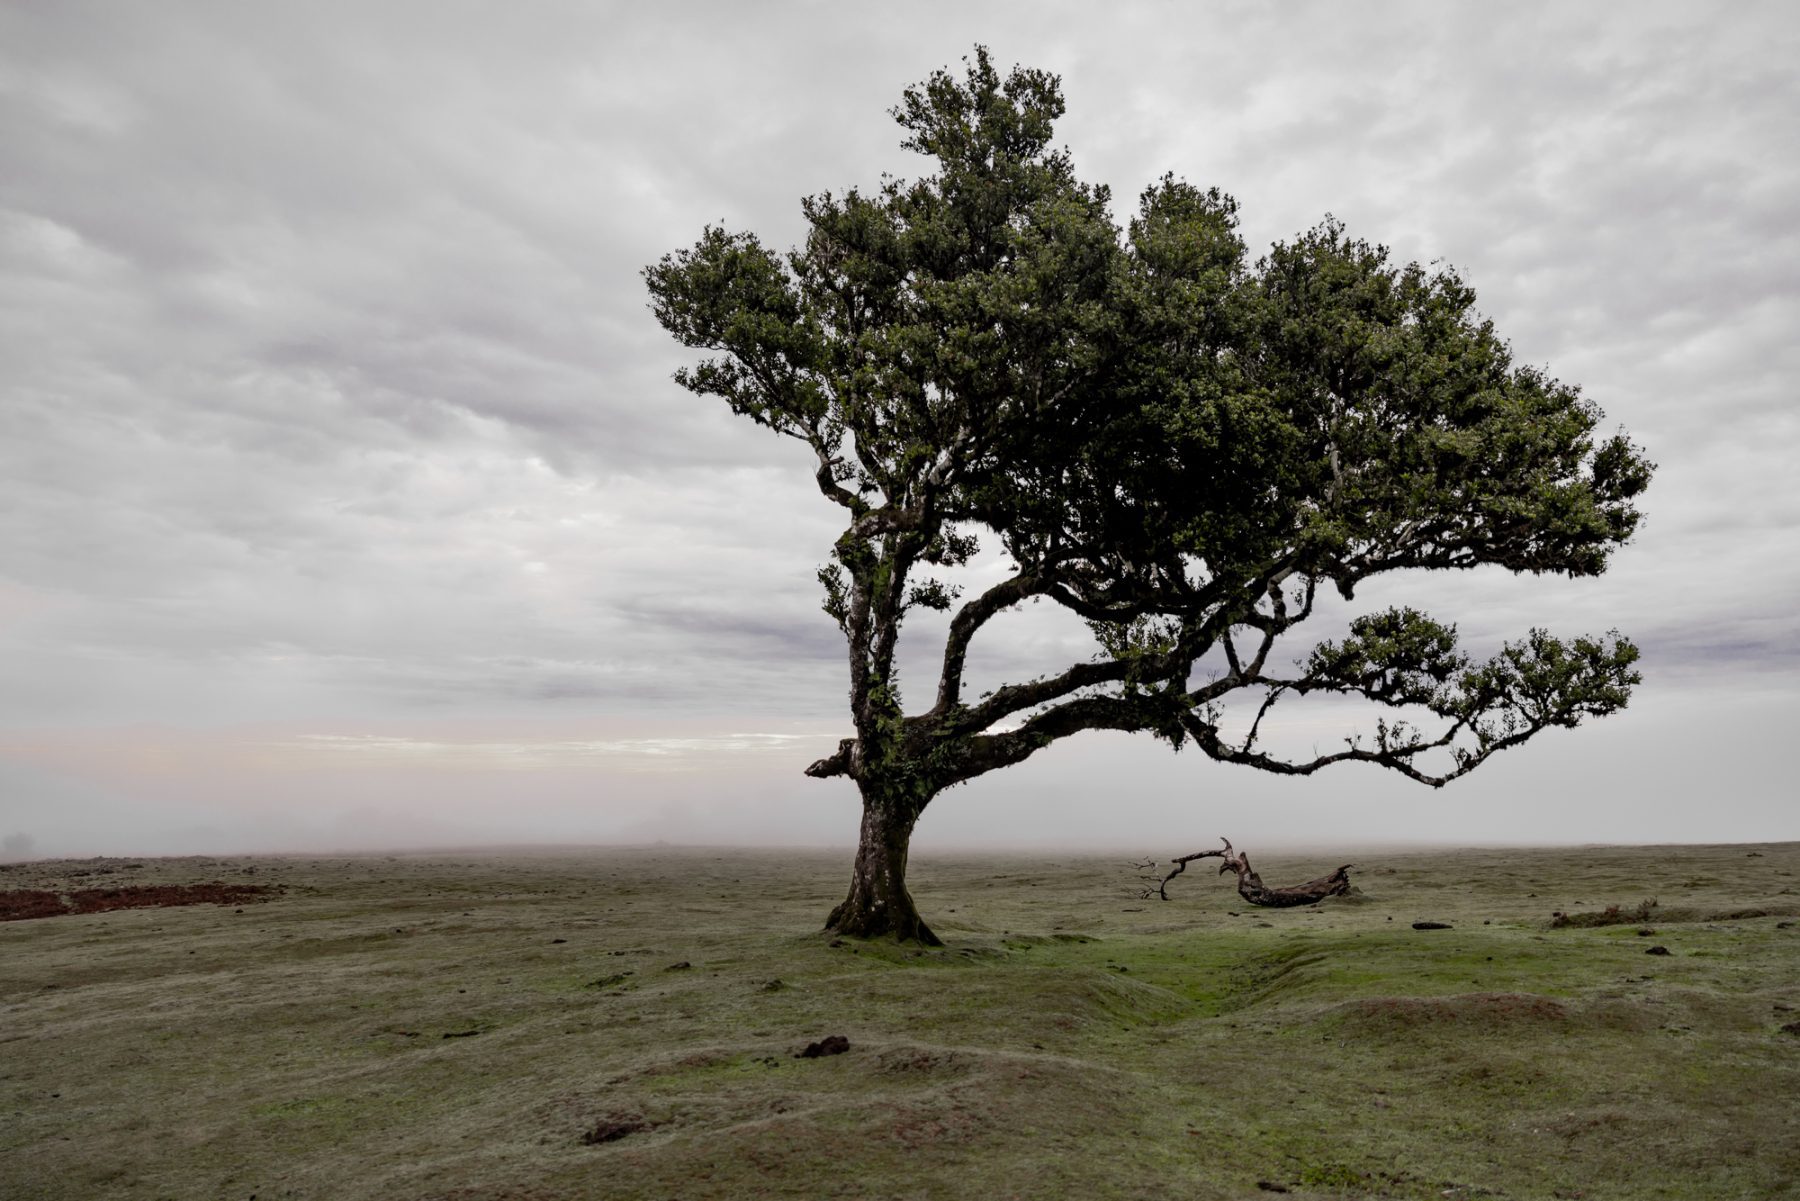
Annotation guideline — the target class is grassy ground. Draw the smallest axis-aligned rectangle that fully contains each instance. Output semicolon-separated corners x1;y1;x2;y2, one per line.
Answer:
2;842;1797;1200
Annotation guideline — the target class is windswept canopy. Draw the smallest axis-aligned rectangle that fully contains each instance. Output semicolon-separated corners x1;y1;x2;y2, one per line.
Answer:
646;47;1651;940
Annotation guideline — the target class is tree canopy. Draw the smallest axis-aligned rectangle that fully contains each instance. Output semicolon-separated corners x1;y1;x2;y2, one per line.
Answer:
645;49;1651;941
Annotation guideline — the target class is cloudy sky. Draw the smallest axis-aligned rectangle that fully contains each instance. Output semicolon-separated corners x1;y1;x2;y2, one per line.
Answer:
2;1;1796;859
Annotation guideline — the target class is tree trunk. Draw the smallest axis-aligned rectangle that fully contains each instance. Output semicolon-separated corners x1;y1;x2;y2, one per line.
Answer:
826;791;939;945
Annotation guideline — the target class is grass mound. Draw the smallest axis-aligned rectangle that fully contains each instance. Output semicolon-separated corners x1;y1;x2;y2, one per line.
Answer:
1328;990;1570;1032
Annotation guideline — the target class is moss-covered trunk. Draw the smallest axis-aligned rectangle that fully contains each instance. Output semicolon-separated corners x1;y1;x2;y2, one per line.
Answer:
826;786;938;944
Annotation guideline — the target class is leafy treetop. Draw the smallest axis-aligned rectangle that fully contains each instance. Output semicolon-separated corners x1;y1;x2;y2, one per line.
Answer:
645;47;1651;804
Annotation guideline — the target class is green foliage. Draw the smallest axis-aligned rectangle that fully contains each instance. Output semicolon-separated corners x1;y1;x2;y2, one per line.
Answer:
646;46;1652;812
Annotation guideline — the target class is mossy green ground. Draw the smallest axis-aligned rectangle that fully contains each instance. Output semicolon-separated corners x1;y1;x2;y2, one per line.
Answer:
2;843;1797;1200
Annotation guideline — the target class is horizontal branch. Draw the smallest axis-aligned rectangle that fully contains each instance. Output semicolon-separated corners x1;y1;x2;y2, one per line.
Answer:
1178;709;1539;788
944;657;1139;737
805;738;856;780
950;693;1173;783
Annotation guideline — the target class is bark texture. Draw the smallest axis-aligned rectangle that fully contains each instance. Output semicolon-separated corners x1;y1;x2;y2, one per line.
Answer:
826;796;939;944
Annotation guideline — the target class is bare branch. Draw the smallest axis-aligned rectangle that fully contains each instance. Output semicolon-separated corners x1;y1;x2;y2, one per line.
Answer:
931;573;1043;714
1147;844;1229;899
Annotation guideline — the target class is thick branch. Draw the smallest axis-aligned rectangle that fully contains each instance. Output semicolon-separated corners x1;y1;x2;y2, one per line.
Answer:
931;572;1042;714
952;693;1173;783
805;738;857;780
807;439;867;514
946;658;1140;737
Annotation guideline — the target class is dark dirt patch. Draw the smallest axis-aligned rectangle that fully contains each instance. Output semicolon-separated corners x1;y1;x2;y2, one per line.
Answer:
1645;945;1672;956
1412;921;1453;930
796;1034;850;1058
2;882;275;922
580;1113;654;1145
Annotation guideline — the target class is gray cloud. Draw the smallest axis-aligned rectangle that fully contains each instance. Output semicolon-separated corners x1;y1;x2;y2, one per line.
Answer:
1;2;1795;847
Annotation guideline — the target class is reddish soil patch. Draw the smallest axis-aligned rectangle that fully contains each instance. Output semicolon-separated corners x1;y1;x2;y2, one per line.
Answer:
581;1112;655;1144
0;890;73;921
1;882;275;921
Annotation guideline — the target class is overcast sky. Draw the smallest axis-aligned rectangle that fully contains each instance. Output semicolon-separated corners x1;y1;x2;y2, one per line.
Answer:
2;1;1796;860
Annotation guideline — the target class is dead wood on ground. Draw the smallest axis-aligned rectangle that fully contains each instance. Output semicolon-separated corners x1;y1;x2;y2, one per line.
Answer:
1142;838;1354;907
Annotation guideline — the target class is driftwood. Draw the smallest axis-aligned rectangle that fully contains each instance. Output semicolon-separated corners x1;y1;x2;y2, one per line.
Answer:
1146;838;1354;907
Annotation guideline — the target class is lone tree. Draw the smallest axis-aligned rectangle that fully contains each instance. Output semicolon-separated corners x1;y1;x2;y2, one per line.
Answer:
645;50;1651;943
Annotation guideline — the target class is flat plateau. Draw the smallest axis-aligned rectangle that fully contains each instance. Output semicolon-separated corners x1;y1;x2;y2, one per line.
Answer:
2;842;1796;1200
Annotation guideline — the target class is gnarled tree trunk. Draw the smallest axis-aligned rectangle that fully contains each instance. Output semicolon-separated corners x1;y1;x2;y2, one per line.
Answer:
826;789;939;945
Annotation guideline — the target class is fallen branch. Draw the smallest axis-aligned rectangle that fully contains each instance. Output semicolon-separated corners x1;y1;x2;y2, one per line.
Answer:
1143;848;1230;900
1149;837;1354;907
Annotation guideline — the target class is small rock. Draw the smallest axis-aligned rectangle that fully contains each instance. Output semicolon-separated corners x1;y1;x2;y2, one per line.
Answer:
664;961;691;971
760;978;788;992
1412;921;1452;930
1645;945;1672;956
796;1034;850;1058
551;938;567;944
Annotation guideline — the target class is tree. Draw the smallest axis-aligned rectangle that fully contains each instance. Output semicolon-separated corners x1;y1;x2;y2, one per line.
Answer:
644;49;1652;944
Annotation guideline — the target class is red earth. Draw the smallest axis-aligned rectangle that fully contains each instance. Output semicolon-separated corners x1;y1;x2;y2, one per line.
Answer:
0;882;274;921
